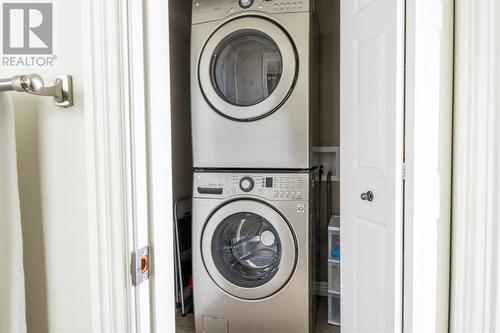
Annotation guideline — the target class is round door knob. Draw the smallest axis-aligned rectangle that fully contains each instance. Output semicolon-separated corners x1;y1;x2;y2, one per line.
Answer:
239;0;253;8
239;177;254;192
360;191;374;201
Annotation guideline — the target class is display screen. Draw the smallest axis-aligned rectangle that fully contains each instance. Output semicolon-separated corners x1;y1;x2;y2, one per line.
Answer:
265;177;273;188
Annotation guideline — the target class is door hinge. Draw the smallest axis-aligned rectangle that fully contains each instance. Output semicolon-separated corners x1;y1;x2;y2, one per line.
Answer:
402;162;407;180
131;246;150;286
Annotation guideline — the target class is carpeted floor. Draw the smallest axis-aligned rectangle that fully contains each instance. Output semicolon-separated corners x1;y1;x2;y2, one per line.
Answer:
175;296;340;333
176;311;196;333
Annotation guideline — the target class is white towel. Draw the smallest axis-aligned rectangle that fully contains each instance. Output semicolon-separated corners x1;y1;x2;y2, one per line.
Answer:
0;93;27;333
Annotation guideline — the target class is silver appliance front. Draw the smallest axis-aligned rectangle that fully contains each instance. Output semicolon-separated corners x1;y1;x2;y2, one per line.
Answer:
201;199;297;300
191;3;318;169
192;171;315;333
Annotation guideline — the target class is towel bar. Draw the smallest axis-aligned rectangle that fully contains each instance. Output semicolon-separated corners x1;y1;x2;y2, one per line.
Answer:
0;74;73;108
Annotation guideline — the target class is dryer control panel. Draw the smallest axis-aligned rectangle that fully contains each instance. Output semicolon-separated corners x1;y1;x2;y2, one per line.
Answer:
194;172;310;201
192;0;310;25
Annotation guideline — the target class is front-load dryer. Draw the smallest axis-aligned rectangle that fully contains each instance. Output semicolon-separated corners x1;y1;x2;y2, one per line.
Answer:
191;0;319;169
192;170;317;333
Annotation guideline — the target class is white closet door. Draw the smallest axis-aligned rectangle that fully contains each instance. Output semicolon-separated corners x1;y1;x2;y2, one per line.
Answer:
340;0;405;332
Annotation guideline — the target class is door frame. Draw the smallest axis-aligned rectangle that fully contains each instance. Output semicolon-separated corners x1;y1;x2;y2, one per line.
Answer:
142;1;176;332
136;1;454;332
403;0;454;332
450;1;500;331
82;0;165;331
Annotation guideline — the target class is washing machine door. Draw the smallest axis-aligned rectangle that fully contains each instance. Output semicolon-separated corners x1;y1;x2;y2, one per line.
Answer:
198;16;297;121
201;199;297;300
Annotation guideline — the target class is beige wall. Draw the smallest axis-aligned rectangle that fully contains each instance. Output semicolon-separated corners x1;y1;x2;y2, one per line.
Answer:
316;0;340;282
169;0;194;203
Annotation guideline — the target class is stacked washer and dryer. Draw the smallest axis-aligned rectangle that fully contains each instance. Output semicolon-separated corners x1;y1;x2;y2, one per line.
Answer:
191;0;318;332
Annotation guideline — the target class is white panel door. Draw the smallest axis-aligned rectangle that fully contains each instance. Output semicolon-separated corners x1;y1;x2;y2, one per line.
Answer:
340;0;405;332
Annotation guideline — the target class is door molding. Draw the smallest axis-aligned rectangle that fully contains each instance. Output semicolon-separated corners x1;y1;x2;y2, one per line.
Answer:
143;1;176;332
82;0;150;331
451;1;500;331
403;0;454;332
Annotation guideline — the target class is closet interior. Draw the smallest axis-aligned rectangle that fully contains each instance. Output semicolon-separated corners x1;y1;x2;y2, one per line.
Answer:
168;0;340;332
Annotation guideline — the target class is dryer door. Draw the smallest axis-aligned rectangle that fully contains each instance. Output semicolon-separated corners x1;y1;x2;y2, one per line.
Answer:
201;199;297;300
198;17;297;121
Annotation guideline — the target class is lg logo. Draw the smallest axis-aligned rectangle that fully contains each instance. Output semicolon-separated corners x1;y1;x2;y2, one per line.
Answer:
2;3;53;54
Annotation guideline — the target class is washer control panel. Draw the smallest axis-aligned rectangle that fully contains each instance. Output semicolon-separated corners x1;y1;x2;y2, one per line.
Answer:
192;0;310;25
194;172;309;200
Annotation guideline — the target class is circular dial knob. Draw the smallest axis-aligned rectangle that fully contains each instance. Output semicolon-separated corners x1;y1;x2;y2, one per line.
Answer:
239;177;255;192
239;0;254;8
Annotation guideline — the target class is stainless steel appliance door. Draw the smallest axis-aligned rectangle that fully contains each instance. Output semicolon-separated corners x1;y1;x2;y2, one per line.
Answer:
201;199;297;299
198;17;297;121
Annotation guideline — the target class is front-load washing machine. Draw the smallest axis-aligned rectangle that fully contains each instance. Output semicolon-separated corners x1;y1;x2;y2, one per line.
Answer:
192;171;318;333
191;0;319;169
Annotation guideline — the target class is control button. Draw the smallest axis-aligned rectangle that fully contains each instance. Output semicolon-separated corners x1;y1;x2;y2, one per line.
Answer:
286;2;290;8
274;3;278;8
230;188;236;194
229;6;235;12
280;3;284;9
292;2;296;7
274;190;278;197
297;191;302;197
258;3;263;8
239;0;254;8
258;188;264;194
286;191;290;197
291;191;296;196
298;1;302;7
280;191;284;197
239;177;255;192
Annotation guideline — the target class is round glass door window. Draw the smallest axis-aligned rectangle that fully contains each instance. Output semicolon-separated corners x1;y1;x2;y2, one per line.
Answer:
198;17;297;120
212;212;281;288
211;30;283;107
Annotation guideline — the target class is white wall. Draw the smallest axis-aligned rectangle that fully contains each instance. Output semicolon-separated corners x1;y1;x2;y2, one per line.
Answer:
451;1;500;331
2;1;93;332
